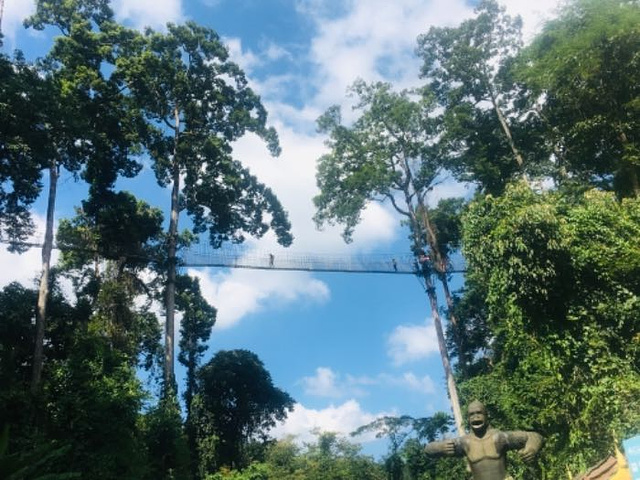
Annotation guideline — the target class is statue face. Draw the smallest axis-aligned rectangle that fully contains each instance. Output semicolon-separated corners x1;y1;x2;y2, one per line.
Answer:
467;402;487;433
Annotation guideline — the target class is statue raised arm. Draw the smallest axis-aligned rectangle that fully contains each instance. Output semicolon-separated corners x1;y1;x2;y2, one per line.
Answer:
424;400;543;480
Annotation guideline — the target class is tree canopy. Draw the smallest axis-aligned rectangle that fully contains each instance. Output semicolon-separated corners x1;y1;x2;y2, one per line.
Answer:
0;0;639;479
193;349;294;471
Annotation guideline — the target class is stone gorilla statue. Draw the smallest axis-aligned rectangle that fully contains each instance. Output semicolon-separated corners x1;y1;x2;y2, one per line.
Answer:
424;400;543;480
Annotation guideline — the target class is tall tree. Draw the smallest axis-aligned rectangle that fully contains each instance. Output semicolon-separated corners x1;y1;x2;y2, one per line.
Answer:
43;193;166;479
416;0;541;194
25;0;144;392
117;22;293;390
314;80;466;435
176;273;216;479
56;191;164;365
519;0;640;197
194;349;294;472
176;274;216;419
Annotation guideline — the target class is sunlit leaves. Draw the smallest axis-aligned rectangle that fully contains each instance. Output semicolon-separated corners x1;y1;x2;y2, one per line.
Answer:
460;183;640;477
314;81;441;242
520;0;640;196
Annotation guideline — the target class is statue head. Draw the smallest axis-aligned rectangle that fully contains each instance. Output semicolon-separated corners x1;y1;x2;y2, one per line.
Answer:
467;400;488;435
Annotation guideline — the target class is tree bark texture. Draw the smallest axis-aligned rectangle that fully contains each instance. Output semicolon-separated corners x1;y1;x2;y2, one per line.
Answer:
32;162;58;393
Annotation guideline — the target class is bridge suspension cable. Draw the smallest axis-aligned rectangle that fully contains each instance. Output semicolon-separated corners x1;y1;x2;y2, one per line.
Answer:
2;241;466;275
181;244;466;275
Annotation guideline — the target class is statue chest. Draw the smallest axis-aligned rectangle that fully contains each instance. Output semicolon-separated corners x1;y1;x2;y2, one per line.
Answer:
466;434;502;464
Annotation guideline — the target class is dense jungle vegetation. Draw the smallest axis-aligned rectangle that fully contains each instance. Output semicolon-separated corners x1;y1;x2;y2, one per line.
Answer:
0;0;638;479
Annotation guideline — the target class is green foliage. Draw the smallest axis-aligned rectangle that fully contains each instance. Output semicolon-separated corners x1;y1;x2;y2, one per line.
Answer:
314;80;441;243
401;437;467;480
460;183;640;478
447;282;492;378
116;21;292;249
520;0;640;197
428;198;465;260
0;284;38;440
177;274;216;416
0;425;79;480
194;350;295;472
0;53;46;249
352;414;458;480
140;397;191;480
25;0;144;190
57;191;164;276
41;278;154;479
56;197;164;371
300;431;383;480
416;0;545;194
43;332;149;479
0;283;36;390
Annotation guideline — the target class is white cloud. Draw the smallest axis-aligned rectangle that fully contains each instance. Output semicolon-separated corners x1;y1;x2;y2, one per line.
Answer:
2;0;36;46
301;367;436;398
0;245;43;289
224;37;262;72
301;367;374;398
112;0;183;30
188;267;330;329
263;42;292;62
232;124;399;254
223;37;292;77
502;0;562;42
271;399;392;444
428;177;475;204
0;214;57;290
302;367;345;398
303;0;474;108
379;372;436;395
387;319;440;365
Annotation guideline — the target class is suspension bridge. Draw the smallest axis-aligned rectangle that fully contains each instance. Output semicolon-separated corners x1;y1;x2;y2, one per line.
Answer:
179;244;465;275
3;241;466;275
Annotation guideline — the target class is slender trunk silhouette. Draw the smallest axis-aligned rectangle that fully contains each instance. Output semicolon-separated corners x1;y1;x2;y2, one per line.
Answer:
32;162;58;393
410;207;465;436
424;272;465;436
164;105;180;390
419;207;466;374
485;66;525;171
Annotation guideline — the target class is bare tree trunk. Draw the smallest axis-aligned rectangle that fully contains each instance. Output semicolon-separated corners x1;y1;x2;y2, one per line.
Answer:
164;106;180;391
419;207;467;372
630;168;640;198
424;274;465;437
484;76;525;170
492;97;524;169
409;207;465;436
31;162;58;393
438;274;468;372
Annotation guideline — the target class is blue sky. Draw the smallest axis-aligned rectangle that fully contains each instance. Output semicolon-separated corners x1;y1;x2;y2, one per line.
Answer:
1;0;562;454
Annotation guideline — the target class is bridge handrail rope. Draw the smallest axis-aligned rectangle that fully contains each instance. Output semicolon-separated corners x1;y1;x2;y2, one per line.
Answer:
181;244;465;274
2;240;465;275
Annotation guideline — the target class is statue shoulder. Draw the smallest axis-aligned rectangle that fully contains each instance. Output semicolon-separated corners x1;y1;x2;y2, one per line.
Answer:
503;430;544;451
